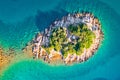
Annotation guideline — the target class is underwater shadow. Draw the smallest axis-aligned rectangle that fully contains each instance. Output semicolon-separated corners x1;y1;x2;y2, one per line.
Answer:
93;77;108;80
35;9;68;32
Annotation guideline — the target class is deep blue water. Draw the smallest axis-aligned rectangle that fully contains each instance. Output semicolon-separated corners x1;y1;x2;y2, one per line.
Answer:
0;0;61;51
0;0;120;80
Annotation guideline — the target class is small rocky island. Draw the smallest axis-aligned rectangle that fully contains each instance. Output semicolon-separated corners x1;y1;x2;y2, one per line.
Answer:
23;12;103;64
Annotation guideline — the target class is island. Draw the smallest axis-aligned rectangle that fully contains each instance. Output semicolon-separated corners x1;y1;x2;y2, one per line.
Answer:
23;12;103;64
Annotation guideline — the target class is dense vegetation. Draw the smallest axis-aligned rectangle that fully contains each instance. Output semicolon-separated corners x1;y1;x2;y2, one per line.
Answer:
67;24;96;55
43;24;96;58
50;27;67;51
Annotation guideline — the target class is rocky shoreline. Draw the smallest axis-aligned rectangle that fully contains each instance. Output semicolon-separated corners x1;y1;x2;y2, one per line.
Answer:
23;12;103;64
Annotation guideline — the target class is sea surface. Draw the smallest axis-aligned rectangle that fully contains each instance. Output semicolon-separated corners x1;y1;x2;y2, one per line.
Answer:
0;0;120;80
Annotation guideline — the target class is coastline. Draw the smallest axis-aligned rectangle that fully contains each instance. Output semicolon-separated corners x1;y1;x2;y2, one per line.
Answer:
0;0;120;79
23;12;103;65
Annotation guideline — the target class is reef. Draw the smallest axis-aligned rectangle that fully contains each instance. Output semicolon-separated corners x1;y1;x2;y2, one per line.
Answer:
0;47;15;71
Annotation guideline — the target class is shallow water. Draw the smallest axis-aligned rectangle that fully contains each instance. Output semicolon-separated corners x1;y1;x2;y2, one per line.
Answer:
0;0;120;80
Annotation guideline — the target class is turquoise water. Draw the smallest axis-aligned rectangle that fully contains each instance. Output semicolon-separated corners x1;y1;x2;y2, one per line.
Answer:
0;0;61;51
0;0;120;80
